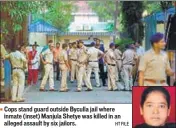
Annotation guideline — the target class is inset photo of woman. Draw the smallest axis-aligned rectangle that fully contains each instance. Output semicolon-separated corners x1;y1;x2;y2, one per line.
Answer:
132;86;176;128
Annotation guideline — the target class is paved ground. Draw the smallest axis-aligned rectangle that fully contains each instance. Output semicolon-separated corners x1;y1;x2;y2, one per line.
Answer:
23;77;132;104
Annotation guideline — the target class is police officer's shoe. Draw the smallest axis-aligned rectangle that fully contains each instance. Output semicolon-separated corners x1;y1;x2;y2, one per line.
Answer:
39;88;47;92
75;89;81;92
11;100;17;102
66;89;70;92
113;89;118;91
59;89;68;92
85;88;92;91
49;89;57;91
17;98;25;102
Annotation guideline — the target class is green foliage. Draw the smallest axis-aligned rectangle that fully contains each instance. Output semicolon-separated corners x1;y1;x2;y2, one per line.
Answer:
1;1;72;34
144;1;173;14
88;1;122;42
160;1;173;11
115;38;133;52
88;1;116;21
32;1;73;32
144;1;161;14
121;1;144;42
13;24;23;32
1;1;51;34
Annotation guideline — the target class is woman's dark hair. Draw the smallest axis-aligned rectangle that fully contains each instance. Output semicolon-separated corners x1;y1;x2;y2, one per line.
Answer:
140;86;170;108
150;33;164;46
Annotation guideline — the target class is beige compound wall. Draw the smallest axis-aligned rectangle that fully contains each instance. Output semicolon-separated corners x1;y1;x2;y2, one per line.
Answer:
29;33;47;46
48;35;111;50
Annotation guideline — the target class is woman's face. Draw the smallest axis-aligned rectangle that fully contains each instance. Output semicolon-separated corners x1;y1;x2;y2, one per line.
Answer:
140;91;170;126
154;39;166;50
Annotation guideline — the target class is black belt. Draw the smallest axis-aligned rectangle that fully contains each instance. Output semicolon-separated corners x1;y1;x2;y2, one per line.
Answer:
70;59;77;61
108;64;116;66
47;63;53;65
123;64;134;66
89;61;98;62
13;67;23;70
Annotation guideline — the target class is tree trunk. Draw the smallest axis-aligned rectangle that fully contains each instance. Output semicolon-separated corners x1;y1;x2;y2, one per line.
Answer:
22;16;28;45
113;1;119;42
1;13;28;50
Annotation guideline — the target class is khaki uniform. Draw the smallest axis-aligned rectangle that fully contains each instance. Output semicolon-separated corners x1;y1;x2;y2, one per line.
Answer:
5;51;27;101
69;48;78;82
77;46;92;91
138;49;171;86
87;47;103;87
104;49;117;90
0;44;8;87
122;49;137;90
40;49;54;90
58;50;69;91
114;48;122;81
131;50;138;83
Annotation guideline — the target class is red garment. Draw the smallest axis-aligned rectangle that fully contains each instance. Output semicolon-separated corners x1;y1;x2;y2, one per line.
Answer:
28;69;38;85
28;50;37;69
28;50;38;85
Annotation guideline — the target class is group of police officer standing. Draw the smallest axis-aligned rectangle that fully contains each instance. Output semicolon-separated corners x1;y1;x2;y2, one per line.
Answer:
1;32;175;102
38;38;142;92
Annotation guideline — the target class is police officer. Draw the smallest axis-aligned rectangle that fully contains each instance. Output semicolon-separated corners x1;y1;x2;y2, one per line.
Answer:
122;44;137;91
104;43;118;91
69;42;78;82
114;44;122;81
87;42;104;87
0;44;8;88
5;45;27;102
39;43;55;91
138;33;174;86
58;43;70;92
77;40;93;92
39;40;53;80
95;38;107;86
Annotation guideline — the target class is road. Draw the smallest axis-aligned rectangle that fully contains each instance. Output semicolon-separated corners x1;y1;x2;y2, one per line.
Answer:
23;78;132;104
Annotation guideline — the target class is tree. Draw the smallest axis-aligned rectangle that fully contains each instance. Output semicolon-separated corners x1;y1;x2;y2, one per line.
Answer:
160;1;173;29
1;1;73;49
1;1;52;48
32;1;73;32
121;1;145;42
88;1;120;42
1;1;51;34
88;1;115;21
144;1;161;14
